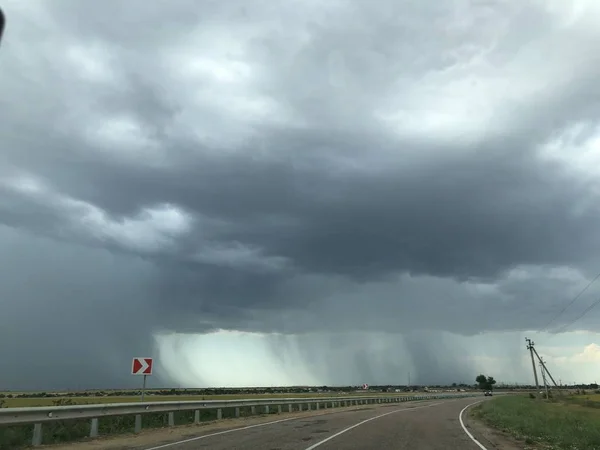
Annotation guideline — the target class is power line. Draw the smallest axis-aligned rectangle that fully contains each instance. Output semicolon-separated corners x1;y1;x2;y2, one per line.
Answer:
550;293;600;334
541;271;600;331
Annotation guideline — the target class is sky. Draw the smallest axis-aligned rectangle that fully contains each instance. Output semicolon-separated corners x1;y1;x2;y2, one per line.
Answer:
1;0;600;390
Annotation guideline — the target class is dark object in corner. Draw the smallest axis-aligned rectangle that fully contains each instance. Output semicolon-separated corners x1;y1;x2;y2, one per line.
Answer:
0;7;5;44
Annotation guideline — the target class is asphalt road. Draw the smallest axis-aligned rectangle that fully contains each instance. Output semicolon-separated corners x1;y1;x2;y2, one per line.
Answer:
135;396;490;450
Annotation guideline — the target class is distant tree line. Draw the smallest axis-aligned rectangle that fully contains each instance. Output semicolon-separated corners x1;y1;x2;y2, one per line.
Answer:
3;382;599;399
0;385;437;398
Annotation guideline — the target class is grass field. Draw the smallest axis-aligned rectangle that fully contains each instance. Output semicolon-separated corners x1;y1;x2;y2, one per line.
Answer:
0;391;419;408
471;394;600;449
572;393;600;402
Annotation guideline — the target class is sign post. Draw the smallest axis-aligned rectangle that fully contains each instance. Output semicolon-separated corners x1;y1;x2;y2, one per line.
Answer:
132;357;153;402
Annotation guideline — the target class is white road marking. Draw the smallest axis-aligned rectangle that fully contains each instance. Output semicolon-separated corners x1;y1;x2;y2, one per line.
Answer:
459;400;489;450
302;402;443;450
143;397;461;450
143;402;406;450
143;416;300;450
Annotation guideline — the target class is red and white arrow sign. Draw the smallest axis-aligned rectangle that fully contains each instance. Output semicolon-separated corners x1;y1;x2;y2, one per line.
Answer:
132;357;153;375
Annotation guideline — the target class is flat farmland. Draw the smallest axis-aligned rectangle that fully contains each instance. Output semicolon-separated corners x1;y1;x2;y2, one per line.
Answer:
0;391;427;408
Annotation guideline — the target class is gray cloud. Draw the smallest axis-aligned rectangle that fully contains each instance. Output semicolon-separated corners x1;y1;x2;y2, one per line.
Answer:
2;0;600;389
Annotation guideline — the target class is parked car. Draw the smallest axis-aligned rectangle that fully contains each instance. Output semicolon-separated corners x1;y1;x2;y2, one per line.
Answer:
484;391;492;396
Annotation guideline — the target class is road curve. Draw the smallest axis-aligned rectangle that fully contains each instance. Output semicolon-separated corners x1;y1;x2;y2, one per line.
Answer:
131;396;490;450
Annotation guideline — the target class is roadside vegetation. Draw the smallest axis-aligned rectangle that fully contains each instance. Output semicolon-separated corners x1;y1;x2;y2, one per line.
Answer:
0;391;417;408
471;392;600;450
0;400;269;449
0;387;425;408
475;374;496;391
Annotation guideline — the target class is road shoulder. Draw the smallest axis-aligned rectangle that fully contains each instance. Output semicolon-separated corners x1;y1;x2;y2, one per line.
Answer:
463;403;531;450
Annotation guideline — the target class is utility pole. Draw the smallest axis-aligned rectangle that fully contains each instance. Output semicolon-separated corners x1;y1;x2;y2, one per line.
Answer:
408;372;411;389
531;346;561;394
539;358;549;400
526;338;540;395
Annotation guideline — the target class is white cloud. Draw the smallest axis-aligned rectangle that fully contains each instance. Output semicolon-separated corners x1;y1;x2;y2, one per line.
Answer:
73;201;193;253
0;172;193;253
539;122;600;181
82;114;165;164
554;343;600;364
64;42;120;84
192;242;290;273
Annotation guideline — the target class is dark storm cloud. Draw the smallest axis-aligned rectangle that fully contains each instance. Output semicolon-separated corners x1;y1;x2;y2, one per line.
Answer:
2;0;600;388
0;226;167;389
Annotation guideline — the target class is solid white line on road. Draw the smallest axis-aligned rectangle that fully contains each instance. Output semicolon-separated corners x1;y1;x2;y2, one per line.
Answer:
459;400;489;450
144;399;446;450
303;402;444;450
143;416;300;450
144;401;417;450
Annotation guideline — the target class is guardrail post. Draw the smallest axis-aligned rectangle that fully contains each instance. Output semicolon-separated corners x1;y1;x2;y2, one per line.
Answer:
251;406;256;414
288;404;292;413
265;405;270;414
168;412;175;426
316;402;320;410
277;405;282;414
235;407;240;418
135;414;142;433
90;418;99;438
194;410;200;424
32;423;42;446
307;403;311;410
217;408;223;420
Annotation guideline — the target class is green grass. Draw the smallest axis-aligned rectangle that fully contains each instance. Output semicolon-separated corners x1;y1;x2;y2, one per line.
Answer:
0;407;247;449
471;395;600;449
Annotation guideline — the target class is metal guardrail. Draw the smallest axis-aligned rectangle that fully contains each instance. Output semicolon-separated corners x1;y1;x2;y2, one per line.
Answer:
0;392;478;447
